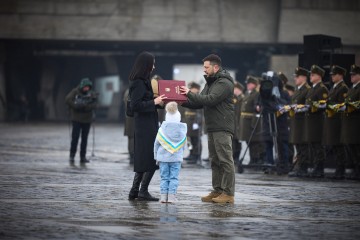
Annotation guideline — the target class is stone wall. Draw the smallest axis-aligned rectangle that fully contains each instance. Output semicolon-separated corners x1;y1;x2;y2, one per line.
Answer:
1;0;359;45
0;0;279;42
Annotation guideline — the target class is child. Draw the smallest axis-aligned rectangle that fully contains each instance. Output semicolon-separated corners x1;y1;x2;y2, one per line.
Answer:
154;101;187;203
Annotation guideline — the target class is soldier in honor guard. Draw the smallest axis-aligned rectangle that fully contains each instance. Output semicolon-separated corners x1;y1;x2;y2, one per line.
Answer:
304;65;329;178
288;67;311;177
233;81;245;165
183;82;203;164
324;65;349;179
239;76;265;165
340;64;360;180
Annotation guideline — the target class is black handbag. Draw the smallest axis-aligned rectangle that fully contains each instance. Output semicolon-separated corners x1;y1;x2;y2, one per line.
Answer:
126;93;134;117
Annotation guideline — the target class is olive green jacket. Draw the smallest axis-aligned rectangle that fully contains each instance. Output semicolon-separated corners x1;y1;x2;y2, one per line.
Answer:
183;69;234;135
65;87;97;123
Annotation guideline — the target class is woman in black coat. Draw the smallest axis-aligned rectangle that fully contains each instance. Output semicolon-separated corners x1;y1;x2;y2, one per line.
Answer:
128;51;166;201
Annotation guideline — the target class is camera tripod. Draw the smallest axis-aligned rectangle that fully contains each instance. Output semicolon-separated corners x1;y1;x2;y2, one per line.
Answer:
237;109;280;174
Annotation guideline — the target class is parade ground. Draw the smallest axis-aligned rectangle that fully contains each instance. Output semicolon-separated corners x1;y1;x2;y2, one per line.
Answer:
0;123;359;240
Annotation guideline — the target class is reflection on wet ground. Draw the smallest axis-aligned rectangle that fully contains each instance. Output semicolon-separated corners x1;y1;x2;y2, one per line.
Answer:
0;123;359;239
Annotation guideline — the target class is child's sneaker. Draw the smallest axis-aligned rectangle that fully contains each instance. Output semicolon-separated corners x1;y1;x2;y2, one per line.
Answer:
160;194;168;203
167;194;178;203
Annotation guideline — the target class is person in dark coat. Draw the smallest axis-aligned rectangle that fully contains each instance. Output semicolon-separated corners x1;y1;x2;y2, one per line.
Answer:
324;65;349;179
239;76;265;165
65;78;97;164
288;67;311;177
341;64;360;180
233;81;245;165
304;65;329;178
260;74;291;175
128;51;166;201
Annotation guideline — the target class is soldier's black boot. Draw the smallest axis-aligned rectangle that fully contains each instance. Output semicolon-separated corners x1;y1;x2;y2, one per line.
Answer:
310;163;324;178
352;166;360;181
128;172;144;200
330;165;345;180
288;163;308;178
138;171;159;201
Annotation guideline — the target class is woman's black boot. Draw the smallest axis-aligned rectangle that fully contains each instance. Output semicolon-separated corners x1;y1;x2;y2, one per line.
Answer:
138;171;159;201
128;172;144;200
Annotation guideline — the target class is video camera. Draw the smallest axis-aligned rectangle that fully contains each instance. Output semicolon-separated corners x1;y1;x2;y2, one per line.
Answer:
260;71;281;101
258;71;283;113
74;91;98;106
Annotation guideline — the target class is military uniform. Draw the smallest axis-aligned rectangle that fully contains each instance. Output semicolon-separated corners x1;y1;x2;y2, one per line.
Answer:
184;108;203;161
341;64;360;179
288;67;311;177
239;76;265;165
124;89;135;164
233;82;245;164
304;65;329;177
323;65;349;179
182;82;203;163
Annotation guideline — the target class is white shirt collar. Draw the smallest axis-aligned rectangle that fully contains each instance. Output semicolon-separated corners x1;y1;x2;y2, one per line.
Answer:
353;82;360;88
297;83;306;90
333;80;344;88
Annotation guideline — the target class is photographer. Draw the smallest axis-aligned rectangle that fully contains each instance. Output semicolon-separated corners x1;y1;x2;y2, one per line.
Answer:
65;78;97;164
259;72;291;175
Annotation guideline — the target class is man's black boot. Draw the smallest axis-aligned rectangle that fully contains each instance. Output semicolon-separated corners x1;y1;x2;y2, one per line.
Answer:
80;156;90;163
128;172;144;200
138;171;159;201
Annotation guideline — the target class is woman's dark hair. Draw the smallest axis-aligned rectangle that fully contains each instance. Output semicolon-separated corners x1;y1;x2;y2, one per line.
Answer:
129;51;155;81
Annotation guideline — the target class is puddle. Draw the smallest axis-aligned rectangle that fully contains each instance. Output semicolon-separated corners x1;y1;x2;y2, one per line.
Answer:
81;225;137;234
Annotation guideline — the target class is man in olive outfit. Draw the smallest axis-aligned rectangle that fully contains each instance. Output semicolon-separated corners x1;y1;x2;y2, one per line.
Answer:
183;82;203;164
324;65;349;179
239;76;265;166
288;67;311;177
65;78;97;163
304;65;329;178
341;64;360;180
181;54;235;204
233;81;245;165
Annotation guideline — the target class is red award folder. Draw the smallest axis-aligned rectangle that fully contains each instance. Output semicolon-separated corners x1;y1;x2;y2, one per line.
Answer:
158;80;187;103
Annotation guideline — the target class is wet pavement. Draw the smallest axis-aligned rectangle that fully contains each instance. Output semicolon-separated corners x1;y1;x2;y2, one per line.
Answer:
0;123;359;240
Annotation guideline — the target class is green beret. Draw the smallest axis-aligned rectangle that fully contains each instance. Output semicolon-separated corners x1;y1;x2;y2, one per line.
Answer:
188;81;201;89
234;81;245;91
330;65;346;76
350;64;360;75
310;65;325;78
278;72;288;84
79;78;93;88
293;67;309;77
246;75;259;85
